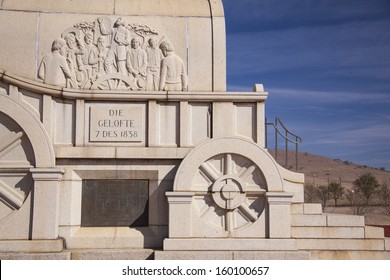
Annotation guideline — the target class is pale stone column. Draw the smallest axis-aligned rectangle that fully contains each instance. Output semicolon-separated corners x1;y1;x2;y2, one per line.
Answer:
30;168;65;239
266;192;294;238
166;192;195;238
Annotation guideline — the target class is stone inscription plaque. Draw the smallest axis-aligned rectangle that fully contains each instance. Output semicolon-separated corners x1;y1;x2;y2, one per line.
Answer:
89;104;144;142
81;179;149;227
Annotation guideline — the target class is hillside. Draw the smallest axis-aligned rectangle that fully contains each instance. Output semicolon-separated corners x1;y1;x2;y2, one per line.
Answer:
270;150;390;225
270;150;390;189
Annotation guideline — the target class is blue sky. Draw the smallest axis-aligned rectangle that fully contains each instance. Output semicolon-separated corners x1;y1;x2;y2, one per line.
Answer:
223;0;390;170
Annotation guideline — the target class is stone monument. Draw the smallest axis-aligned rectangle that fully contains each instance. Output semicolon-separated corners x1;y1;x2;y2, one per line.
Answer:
0;0;389;259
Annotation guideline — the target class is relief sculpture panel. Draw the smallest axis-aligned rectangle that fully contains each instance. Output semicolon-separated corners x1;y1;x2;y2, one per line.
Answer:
38;17;188;91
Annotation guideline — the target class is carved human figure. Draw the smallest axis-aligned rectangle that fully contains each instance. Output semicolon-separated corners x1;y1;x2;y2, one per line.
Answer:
98;17;130;74
63;33;85;84
38;38;76;87
126;37;148;78
145;38;163;91
159;40;188;91
88;36;108;79
78;32;97;80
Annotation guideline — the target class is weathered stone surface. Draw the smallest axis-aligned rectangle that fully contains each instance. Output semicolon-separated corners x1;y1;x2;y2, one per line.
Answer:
310;250;390;260
296;239;384;251
0;0;389;260
155;250;232;260
326;214;365;227
163;239;297;251
233;251;311;260
365;226;385;239
385;238;390;251
70;249;154;260
291;214;327;227
303;203;323;215
292;226;365;239
0;239;64;253
0;1;226;91
0;252;71;260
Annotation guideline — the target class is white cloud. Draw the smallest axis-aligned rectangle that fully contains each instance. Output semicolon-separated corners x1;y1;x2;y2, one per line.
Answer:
266;87;390;104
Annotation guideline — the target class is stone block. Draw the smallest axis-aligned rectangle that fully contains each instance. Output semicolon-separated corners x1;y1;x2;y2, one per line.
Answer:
0;239;64;253
296;239;384;251
291;204;304;214
115;0;216;17
0;252;71;260
59;226;164;249
155;251;232;260
163;239;297;251
326;214;365;227
291;214;327;227
166;192;194;238
385;238;390;251
0;11;38;79
303;203;323;214
2;0;116;14
188;17;213;91
365;226;384;239
70;249;154;260
211;16;227;91
292;226;365;239
310;250;390;260
283;181;304;203
233;251;310;260
59;179;82;226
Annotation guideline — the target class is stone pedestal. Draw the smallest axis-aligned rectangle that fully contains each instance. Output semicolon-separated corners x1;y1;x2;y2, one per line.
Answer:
31;168;65;239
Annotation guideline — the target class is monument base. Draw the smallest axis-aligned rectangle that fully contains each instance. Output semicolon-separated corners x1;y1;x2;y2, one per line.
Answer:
155;250;311;260
163;238;297;251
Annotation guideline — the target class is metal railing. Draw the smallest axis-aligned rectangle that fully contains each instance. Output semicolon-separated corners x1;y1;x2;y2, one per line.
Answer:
265;117;302;171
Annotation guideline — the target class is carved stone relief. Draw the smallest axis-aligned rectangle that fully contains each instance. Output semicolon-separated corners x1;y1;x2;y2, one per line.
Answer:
193;153;267;233
38;17;188;91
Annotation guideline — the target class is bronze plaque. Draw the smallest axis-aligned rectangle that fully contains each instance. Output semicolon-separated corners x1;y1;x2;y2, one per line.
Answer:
81;179;149;227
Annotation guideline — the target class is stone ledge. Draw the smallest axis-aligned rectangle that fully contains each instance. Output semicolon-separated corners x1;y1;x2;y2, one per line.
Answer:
291;204;304;214
155;251;232;260
385;238;390;251
0;239;64;253
155;250;311;260
291;214;327;227
326;214;365;227
55;146;192;159
292;227;365;239
0;252;70;260
365;226;385;239
310;250;390;260
303;203;323;215
163;239;297;251
296;239;384;251
233;251;310;260
70;249;154;260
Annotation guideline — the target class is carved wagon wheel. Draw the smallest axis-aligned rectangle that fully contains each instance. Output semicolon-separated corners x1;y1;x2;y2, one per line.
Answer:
0;113;34;222
173;137;284;233
196;153;267;232
90;73;138;90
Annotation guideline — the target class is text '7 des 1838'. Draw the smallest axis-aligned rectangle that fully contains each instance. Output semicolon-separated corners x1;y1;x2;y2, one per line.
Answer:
89;105;144;143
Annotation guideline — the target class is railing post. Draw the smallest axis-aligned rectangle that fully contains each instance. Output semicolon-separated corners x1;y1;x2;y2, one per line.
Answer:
275;117;278;162
285;128;288;169
264;117;302;171
296;138;299;172
265;117;268;149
